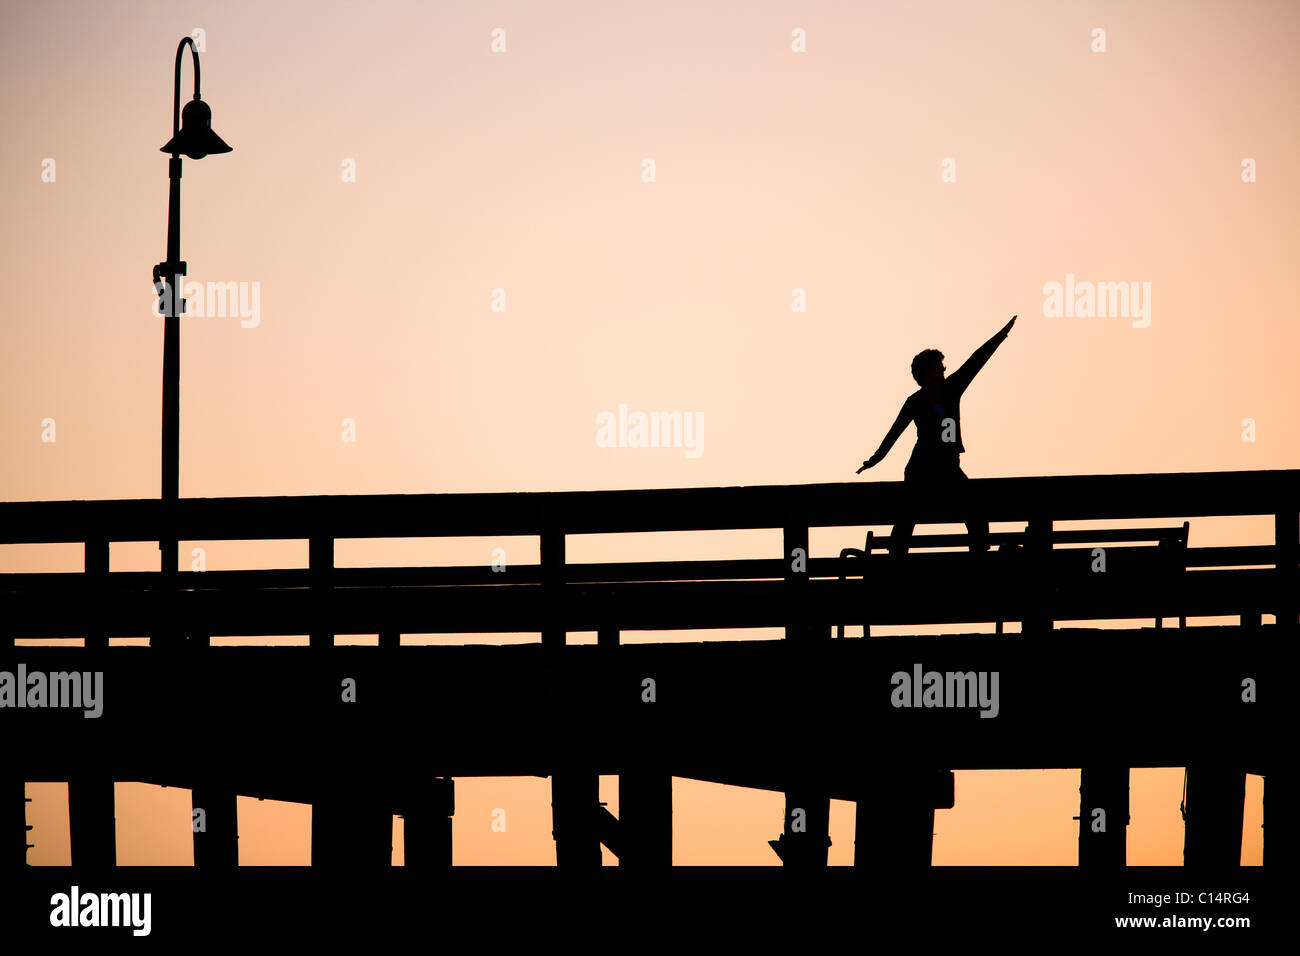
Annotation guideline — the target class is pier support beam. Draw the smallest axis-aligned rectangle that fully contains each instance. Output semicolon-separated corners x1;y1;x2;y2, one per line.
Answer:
776;526;830;865
855;799;932;866
1264;770;1288;867
551;771;601;866
68;779;116;867
853;770;950;866
773;788;830;866
402;777;454;866
1278;510;1298;635
1270;510;1298;866
311;780;393;867
192;783;239;867
1183;765;1245;867
1078;766;1129;866
12;777;29;867
618;772;671;866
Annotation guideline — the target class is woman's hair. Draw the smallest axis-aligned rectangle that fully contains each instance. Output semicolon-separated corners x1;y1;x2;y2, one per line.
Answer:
911;348;944;386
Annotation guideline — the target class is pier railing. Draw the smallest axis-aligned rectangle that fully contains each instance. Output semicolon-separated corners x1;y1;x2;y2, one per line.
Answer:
1;469;1295;643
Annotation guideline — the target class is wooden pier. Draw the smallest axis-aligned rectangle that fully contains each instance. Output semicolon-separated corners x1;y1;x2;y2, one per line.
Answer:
3;468;1293;866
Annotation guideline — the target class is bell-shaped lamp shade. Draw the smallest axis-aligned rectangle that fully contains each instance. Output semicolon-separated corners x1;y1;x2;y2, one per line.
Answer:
160;98;232;160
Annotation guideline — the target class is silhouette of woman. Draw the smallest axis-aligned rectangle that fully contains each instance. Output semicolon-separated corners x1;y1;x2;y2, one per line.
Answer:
857;316;1015;556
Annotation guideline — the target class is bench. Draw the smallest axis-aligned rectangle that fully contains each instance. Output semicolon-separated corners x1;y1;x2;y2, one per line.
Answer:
836;521;1190;637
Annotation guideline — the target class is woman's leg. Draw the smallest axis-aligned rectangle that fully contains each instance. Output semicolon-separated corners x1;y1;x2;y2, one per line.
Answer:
955;466;990;552
888;516;916;556
890;464;925;556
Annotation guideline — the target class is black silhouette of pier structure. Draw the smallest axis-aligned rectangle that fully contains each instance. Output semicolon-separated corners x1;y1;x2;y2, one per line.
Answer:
3;469;1293;867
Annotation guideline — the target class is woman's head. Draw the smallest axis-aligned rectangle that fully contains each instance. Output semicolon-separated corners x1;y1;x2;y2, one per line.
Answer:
911;348;945;386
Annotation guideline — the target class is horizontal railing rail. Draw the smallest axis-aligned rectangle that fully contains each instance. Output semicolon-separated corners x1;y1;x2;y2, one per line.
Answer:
1;469;1297;543
0;543;1287;592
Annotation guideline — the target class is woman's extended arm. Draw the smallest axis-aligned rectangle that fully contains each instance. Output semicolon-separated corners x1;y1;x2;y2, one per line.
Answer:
947;315;1015;398
857;401;912;473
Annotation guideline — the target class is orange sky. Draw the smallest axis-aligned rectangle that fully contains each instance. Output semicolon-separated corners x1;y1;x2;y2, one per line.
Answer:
3;0;1294;865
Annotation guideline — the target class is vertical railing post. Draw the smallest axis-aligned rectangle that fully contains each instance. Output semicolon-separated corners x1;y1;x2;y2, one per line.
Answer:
1025;513;1052;637
1276;508;1297;635
154;499;180;648
783;525;809;642
85;537;109;649
540;527;565;648
309;534;333;649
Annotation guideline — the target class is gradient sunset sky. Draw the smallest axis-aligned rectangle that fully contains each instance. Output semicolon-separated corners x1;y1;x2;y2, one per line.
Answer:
3;0;1295;865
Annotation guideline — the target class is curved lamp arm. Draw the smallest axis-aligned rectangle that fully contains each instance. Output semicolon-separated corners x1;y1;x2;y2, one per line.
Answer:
172;36;202;139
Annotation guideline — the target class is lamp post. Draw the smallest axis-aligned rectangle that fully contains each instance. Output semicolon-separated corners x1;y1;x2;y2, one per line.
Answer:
154;36;231;583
